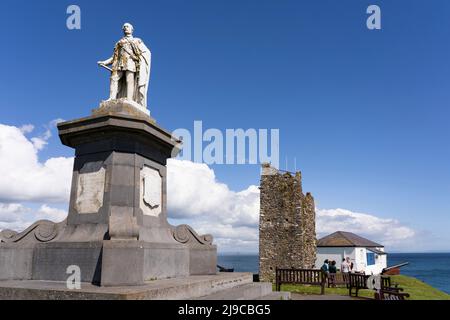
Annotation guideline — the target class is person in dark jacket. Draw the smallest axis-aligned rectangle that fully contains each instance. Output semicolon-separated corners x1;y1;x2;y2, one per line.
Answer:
320;259;329;273
320;260;330;289
328;260;337;287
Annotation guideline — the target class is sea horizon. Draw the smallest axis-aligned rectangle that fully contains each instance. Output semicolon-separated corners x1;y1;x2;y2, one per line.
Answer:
217;252;450;295
218;251;450;255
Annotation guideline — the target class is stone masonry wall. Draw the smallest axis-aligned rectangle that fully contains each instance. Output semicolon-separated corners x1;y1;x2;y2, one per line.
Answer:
259;163;317;283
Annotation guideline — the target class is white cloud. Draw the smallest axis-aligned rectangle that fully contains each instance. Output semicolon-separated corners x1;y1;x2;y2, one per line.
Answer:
19;124;34;134
31;136;48;151
316;208;416;247
167;159;418;253
0;203;30;230
167;160;260;228
167;159;260;252
35;204;67;222
28;119;63;152
0;123;73;203
0;202;67;232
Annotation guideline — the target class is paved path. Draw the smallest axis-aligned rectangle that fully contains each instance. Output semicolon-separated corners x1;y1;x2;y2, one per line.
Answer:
291;293;361;300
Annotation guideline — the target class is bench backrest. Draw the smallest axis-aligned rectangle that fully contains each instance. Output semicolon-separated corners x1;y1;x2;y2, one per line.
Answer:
331;272;349;285
381;276;391;289
377;289;410;300
349;273;369;289
349;274;392;288
276;268;325;285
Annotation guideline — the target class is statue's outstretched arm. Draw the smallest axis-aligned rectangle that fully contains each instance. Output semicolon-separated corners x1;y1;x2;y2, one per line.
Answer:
98;56;113;66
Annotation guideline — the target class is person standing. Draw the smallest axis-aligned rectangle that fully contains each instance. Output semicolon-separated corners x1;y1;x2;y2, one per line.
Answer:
320;259;330;291
321;259;330;273
329;260;337;287
341;258;350;273
345;257;354;272
341;257;351;287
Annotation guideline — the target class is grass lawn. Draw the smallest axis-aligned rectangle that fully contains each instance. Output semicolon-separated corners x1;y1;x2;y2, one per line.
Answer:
278;275;450;300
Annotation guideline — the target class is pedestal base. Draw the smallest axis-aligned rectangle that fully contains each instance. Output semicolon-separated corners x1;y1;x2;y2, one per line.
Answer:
94;98;152;118
0;106;217;287
0;273;268;300
101;241;190;286
32;241;103;284
0;239;217;285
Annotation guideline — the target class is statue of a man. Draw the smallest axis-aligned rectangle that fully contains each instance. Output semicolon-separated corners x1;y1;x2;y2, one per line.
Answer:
98;23;151;108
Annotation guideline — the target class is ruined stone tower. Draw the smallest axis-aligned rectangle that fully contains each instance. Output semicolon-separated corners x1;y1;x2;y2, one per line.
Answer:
259;163;317;282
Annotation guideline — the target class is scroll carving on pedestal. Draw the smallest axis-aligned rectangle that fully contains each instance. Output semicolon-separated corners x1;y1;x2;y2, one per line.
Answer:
0;220;63;244
172;224;214;246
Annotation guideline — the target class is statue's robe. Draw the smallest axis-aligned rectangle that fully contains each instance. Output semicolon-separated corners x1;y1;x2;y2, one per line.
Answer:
112;37;151;107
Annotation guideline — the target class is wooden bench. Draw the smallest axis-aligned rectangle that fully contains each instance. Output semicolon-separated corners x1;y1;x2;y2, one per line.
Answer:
376;289;410;300
275;268;327;294
349;273;408;299
348;273;370;297
328;272;350;288
376;277;409;300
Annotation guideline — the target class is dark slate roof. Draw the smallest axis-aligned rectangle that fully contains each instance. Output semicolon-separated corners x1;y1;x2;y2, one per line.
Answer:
317;231;384;248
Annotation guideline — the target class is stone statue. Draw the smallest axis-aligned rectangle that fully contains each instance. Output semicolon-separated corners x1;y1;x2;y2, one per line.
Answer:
97;23;151;109
0;21;219;294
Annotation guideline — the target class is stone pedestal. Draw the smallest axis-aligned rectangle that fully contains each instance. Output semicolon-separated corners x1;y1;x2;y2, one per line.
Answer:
0;100;217;286
0;273;292;300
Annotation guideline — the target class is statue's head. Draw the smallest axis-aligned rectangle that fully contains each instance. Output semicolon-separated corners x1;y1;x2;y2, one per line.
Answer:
122;23;134;36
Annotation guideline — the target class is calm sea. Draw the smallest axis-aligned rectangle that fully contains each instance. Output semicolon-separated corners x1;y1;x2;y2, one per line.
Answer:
218;253;450;294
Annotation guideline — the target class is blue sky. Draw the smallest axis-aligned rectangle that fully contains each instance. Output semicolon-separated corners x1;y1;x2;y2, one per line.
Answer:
0;0;449;251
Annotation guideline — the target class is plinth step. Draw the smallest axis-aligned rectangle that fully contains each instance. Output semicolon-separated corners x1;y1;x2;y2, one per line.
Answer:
196;282;275;300
256;292;291;300
0;273;254;300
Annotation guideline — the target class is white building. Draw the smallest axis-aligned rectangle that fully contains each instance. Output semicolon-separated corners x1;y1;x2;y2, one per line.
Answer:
315;231;387;275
